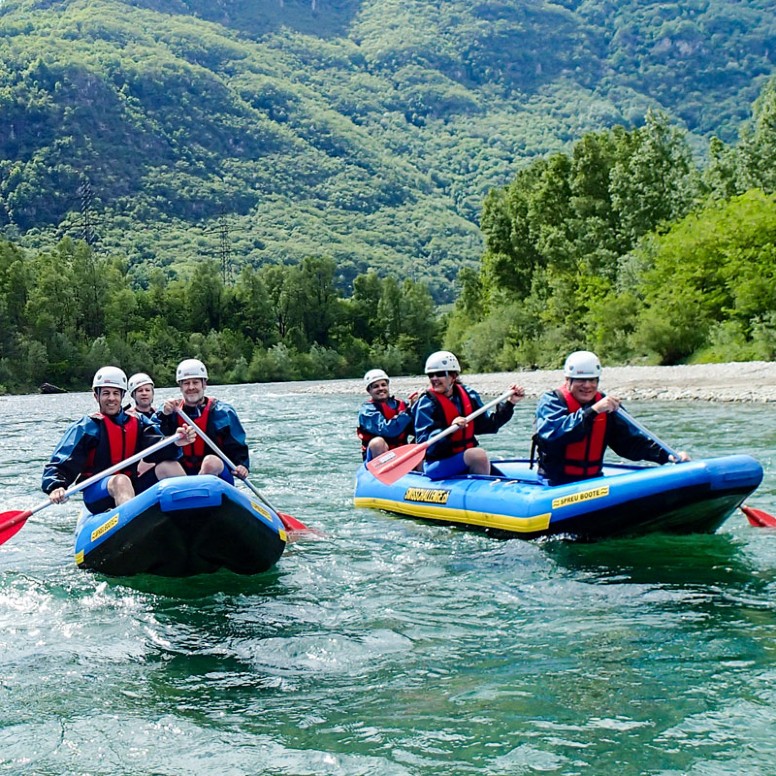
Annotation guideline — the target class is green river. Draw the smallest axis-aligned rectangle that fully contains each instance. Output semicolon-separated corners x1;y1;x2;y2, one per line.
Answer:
1;383;775;775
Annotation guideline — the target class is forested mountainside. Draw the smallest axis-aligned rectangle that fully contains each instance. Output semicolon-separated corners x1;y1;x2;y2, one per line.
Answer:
1;0;775;300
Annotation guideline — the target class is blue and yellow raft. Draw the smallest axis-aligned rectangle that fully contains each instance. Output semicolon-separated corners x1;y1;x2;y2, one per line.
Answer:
75;475;287;576
354;455;763;539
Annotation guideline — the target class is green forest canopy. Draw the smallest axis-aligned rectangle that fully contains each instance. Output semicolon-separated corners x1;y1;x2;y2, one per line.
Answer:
1;0;774;302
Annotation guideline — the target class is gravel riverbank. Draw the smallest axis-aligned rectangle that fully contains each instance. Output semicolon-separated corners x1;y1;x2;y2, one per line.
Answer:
296;361;776;403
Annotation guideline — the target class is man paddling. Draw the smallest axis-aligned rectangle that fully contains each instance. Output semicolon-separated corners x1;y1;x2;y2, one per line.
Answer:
412;350;524;479
357;368;417;461
42;367;195;513
533;350;689;486
156;358;250;483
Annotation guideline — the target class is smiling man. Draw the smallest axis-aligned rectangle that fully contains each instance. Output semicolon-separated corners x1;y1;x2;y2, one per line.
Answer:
533;350;687;486
42;367;192;513
357;368;415;461
157;358;249;483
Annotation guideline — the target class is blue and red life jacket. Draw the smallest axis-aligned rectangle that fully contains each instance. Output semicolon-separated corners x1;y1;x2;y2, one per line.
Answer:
176;398;217;474
558;386;608;479
83;412;141;479
357;398;410;457
426;384;476;454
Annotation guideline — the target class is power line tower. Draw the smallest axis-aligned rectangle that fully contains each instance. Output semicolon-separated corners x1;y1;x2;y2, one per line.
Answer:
217;211;232;284
78;176;97;247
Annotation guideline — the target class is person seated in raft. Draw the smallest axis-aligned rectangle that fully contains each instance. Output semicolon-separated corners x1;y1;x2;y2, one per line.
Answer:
412;350;525;479
42;367;195;513
126;372;159;477
156;358;249;484
357;368;418;461
533;350;689;486
126;372;156;419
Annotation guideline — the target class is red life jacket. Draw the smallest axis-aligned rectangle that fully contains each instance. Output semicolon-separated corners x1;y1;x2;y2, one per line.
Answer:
427;384;476;454
83;413;141;479
357;398;410;457
177;398;215;474
558;386;608;479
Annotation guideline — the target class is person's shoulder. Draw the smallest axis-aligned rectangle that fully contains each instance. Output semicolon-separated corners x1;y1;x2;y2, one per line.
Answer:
66;413;102;440
209;397;242;419
458;382;481;399
414;391;436;408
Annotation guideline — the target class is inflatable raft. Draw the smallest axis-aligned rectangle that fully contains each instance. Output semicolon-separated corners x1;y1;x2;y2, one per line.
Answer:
75;475;287;576
354;455;763;539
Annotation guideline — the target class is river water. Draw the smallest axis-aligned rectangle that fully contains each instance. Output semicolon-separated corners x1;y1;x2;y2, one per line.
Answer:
1;383;775;775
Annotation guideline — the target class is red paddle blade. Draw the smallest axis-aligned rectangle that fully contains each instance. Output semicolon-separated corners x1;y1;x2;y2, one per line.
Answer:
0;509;33;546
741;505;776;528
278;511;309;532
277;511;324;541
366;444;426;485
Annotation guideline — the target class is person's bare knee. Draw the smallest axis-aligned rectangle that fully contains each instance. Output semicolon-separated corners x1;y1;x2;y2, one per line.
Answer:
155;460;186;480
199;455;225;476
464;448;490;475
108;473;135;506
368;437;389;458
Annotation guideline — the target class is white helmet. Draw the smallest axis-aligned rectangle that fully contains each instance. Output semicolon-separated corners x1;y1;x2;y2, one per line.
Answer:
424;350;461;374
176;358;208;382
92;366;128;392
564;350;602;379
128;372;154;395
364;368;389;389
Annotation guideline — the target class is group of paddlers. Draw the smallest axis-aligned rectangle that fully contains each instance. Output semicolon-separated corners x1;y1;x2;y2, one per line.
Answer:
357;350;688;486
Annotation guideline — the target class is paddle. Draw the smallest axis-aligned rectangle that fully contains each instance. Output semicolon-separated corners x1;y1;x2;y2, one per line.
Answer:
617;406;776;527
0;431;182;547
175;407;312;536
367;389;516;485
615;406;682;461
740;505;776;528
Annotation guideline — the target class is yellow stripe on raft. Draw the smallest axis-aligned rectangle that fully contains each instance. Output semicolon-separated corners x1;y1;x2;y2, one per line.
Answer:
353;496;551;533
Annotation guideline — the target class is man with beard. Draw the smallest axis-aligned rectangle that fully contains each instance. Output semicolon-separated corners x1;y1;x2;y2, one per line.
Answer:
157;358;249;483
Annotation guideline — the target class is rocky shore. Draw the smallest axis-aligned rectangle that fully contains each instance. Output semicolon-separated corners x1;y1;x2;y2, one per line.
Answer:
298;361;776;403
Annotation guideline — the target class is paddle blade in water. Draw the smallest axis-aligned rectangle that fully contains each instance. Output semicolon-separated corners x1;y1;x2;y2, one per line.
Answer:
741;505;776;528
0;509;32;546
278;511;305;531
277;511;325;541
366;444;426;485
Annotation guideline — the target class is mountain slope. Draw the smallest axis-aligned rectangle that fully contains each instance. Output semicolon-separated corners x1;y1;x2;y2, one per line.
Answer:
0;0;774;300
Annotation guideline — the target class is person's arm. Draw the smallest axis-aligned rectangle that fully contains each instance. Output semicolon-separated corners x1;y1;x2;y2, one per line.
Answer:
153;402;179;435
469;386;516;435
534;391;593;448
138;415;184;462
607;413;671;465
41;419;94;494
212;402;250;471
412;394;456;460
358;400;413;440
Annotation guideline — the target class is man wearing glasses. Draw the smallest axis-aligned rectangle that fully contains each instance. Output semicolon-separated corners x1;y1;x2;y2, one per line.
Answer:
413;351;524;479
533;350;684;486
357;368;417;461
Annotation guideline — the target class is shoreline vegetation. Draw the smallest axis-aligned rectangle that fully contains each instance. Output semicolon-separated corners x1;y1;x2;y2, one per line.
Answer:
296;361;776;403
